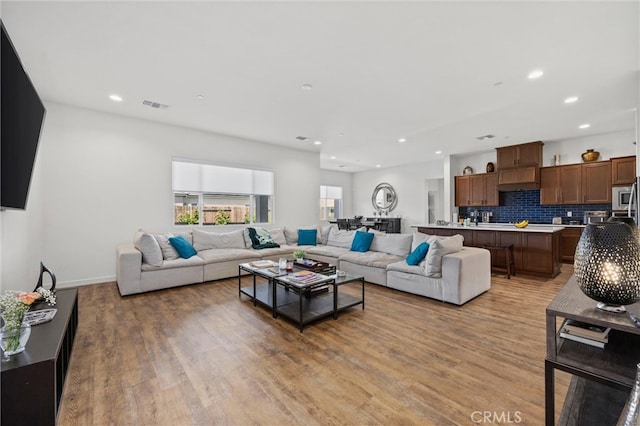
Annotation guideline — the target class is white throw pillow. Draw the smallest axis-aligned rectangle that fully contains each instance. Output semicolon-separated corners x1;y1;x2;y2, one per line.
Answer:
319;224;334;245
193;228;246;251
369;233;413;257
134;231;163;267
153;233;179;261
424;234;464;278
269;228;287;246
411;232;437;252
327;227;357;249
283;227;299;245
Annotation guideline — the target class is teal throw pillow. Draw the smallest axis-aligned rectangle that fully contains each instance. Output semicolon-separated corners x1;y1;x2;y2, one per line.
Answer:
247;227;280;249
168;235;197;259
351;230;374;252
298;229;317;246
406;242;429;265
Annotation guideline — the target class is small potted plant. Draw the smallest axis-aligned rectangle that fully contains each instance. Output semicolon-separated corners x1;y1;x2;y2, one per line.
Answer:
293;249;306;263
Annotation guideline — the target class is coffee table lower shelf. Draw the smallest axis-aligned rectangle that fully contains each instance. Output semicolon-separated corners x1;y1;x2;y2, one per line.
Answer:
239;276;364;332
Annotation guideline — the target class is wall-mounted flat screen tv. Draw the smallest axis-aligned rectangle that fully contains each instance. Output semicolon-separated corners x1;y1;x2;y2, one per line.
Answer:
1;20;46;210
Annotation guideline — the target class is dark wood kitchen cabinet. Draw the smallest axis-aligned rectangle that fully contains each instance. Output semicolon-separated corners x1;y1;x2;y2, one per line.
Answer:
582;161;611;204
496;141;543;169
455;173;498;207
611;155;636;186
561;227;584;263
540;165;582;205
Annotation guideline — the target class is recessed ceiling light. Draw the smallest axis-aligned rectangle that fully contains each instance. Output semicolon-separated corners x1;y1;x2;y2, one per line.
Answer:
330;156;336;160
398;138;406;143
564;96;578;104
314;140;322;145
493;81;503;86
527;70;544;79
196;94;205;100
301;83;313;91
435;150;442;155
376;164;381;168
109;94;123;102
579;123;591;129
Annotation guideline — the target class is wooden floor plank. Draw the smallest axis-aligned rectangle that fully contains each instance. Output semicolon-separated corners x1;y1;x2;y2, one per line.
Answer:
57;267;576;425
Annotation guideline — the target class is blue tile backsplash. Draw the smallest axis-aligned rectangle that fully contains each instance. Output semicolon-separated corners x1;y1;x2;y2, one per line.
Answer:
458;190;611;224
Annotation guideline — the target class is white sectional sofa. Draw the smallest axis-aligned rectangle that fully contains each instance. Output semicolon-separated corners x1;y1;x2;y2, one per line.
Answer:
116;225;490;305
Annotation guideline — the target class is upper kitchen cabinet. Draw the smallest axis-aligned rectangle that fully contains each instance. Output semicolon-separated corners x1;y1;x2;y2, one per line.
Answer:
582;161;611;204
540;165;582;205
496;141;544;190
455;173;498;207
611;155;636;186
496;141;543;169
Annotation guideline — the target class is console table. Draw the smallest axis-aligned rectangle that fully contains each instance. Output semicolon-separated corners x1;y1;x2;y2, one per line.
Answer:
1;287;78;425
545;276;640;425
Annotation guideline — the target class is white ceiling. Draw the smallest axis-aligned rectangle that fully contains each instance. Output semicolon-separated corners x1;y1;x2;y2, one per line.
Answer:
2;1;638;172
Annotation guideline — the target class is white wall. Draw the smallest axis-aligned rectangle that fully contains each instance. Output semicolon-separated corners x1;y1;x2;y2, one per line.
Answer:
1;103;321;289
352;160;444;232
320;169;353;218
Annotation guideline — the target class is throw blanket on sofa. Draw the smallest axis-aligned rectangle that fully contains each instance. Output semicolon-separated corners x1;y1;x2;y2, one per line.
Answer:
247;227;280;250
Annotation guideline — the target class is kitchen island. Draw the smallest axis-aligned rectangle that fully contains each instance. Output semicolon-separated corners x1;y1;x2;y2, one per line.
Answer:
413;223;564;278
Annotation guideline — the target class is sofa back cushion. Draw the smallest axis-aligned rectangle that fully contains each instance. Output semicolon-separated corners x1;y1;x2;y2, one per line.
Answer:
269;228;287;246
153;233;180;261
193;228;246;251
369;233;412;257
134;231;163;267
424;234;464;277
411;232;437;252
327;227;358;248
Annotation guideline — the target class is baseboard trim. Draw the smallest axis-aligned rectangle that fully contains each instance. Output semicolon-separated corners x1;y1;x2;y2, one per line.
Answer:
55;275;116;288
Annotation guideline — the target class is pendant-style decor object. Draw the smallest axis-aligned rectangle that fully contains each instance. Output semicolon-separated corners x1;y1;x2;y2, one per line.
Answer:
486;162;495;173
617;363;640;425
574;223;640;312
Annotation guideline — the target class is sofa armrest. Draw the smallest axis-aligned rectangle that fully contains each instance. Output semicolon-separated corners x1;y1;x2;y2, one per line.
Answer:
441;247;491;304
116;243;143;296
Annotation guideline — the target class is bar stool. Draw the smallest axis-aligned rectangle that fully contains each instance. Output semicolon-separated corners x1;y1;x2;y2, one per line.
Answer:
482;244;515;279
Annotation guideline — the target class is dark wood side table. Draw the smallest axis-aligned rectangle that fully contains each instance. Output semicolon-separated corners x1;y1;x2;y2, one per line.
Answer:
1;287;79;425
545;276;640;425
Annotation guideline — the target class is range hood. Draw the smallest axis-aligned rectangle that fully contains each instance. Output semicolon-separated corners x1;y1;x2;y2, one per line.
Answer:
497;166;540;191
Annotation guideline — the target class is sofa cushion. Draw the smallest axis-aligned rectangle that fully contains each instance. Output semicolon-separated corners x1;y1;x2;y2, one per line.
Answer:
154;233;180;260
351;231;374;252
269;228;287;246
134;231;163;267
369;233;412;257
298;229;318;246
247;227;280;249
424;234;464;278
319;224;333;245
169;235;198;259
305;245;350;259
327;227;358;249
339;250;404;269
193;228;246;251
197;248;261;262
406;242;429;265
411;231;437;252
140;254;205;271
386;260;426;275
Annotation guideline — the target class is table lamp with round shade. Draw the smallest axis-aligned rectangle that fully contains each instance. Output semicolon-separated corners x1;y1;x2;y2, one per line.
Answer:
574;222;640;313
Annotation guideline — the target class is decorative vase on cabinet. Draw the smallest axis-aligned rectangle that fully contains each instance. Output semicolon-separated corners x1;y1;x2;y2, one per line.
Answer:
581;149;600;162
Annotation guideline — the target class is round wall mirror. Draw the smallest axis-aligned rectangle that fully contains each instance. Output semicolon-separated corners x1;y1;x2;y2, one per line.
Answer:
371;183;398;212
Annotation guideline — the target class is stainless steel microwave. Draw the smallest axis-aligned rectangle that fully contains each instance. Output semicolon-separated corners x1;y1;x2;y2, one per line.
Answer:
612;186;634;211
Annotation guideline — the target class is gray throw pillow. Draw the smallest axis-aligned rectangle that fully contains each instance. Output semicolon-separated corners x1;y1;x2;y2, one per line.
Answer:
154;233;179;261
134;231;163;267
424;234;464;278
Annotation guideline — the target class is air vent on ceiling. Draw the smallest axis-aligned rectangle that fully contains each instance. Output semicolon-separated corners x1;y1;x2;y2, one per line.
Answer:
142;100;169;109
296;136;308;141
476;134;495;141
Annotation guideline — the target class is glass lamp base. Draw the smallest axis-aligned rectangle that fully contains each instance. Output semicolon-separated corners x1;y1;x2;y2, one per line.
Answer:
596;302;626;313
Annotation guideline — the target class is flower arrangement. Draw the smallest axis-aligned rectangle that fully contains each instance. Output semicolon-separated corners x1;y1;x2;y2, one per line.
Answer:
293;249;306;260
0;287;56;354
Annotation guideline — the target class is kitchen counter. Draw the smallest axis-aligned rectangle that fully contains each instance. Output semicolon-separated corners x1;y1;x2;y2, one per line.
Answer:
414;224;564;278
411;223;566;233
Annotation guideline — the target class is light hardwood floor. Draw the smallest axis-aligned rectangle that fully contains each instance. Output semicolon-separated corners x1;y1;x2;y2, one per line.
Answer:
57;268;575;425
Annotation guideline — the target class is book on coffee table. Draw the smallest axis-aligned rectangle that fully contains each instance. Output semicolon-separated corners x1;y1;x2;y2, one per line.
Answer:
249;260;274;269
